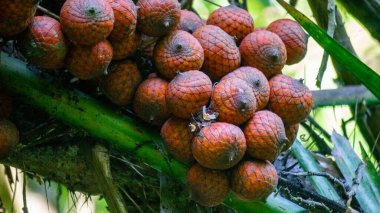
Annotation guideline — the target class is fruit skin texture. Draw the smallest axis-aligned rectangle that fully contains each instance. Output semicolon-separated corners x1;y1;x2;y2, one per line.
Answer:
18;16;68;70
267;19;308;65
0;120;19;159
137;0;181;37
154;30;204;80
193;25;241;80
60;0;114;45
133;77;170;126
108;0;137;41
187;163;229;207
0;0;37;37
175;10;205;34
231;160;278;201
221;66;270;110
66;40;113;80
207;5;254;44
166;71;212;119
283;123;299;151
244;110;288;161
212;78;257;125
269;74;314;125
161;117;195;164
0;92;13;119
240;30;287;78
101;60;141;106
110;30;142;60
192;122;246;170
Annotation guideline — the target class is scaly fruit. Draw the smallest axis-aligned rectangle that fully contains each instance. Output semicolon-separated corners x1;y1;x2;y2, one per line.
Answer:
18;16;68;70
212;78;256;125
108;0;137;41
154;30;204;80
244;110;288;161
283;123;299;151
0;91;12;119
192;122;246;170
187;163;229;207
240;30;287;78
110;30;142;60
133;77;170;126
267;19;308;65
175;10;204;33
193;25;241;80
269;74;313;125
207;5;254;44
221;66;270;110
161;117;195;164
232;160;278;201
101;60;141;106
0;0;37;37
166;71;212;119
60;0;114;45
137;0;180;37
0;120;19;159
66;40;113;80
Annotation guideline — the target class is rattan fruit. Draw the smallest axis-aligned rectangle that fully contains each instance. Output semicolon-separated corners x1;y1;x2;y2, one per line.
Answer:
240;30;287;78
0;92;12;119
212;78;256;125
269;74;313;125
154;30;204;79
110;30;142;60
187;163;229;207
192;122;246;170
283;123;299;151
176;10;204;33
193;25;241;80
60;0;114;45
207;5;254;44
166;71;212;119
18;16;68;70
137;0;180;37
108;0;137;41
0;120;19;159
231;160;278;201
267;19;308;65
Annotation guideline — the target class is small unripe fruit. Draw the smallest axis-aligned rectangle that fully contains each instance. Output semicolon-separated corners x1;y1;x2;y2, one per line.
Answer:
0;120;19;159
107;0;137;41
175;10;204;34
283;123;299;151
110;30;142;60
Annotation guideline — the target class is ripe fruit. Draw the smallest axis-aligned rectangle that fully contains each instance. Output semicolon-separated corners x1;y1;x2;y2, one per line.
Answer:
193;25;241;80
283;123;299;151
207;5;254;44
176;10;204;33
161;117;195;164
166;71;212;119
192;122;246;170
212;78;256;125
101;60;141;106
108;0;137;41
0;92;12;119
110;30;142;60
154;30;204;80
221;66;270;110
0;120;19;159
269;74;313;125
66;40;113;80
187;163;229;207
133;77;170;126
244;110;287;161
267;19;308;65
231;160;278;201
0;0;37;37
240;30;287;78
137;0;181;37
60;0;114;45
18;16;68;70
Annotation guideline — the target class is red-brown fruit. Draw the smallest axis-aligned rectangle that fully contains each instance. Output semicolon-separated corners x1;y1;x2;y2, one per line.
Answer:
221;66;270;110
175;10;205;34
101;60;141;106
193;25;241;80
283;123;299;151
212;78;256;125
154;30;204;80
254;27;266;32
0;120;19;159
192;122;246;170
161;117;195;164
141;34;156;58
18;16;68;70
133;77;170;126
187;163;229;207
231;160;278;201
166;71;212;119
207;5;254;44
267;19;308;65
137;0;180;37
0;92;12;119
269;74;313;125
0;0;37;37
240;30;287;78
60;0;114;45
110;30;142;60
107;0;137;41
244;110;288;161
66;40;113;80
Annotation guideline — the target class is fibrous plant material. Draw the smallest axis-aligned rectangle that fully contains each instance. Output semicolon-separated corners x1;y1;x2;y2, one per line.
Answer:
107;0;137;41
175;10;205;34
110;30;142;60
0;120;19;159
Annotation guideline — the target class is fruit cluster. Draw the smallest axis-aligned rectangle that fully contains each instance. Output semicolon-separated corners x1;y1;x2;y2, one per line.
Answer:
0;0;313;208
